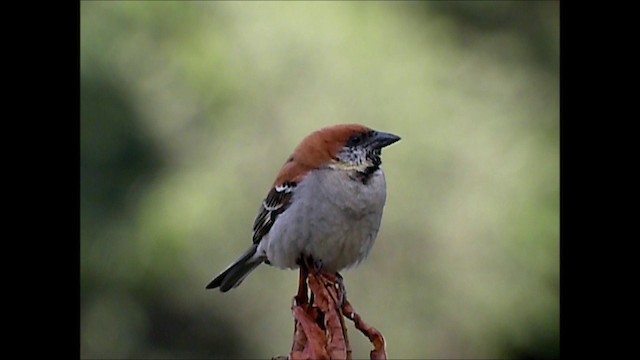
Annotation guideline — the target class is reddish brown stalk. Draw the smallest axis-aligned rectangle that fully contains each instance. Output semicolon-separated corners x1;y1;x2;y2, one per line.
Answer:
287;261;387;360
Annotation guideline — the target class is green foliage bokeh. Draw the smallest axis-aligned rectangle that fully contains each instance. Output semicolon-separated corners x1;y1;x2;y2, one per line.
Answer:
81;1;559;358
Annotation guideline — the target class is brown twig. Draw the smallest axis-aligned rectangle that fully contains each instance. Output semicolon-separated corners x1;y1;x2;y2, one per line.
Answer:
341;299;387;360
287;260;387;360
308;273;348;359
290;303;329;360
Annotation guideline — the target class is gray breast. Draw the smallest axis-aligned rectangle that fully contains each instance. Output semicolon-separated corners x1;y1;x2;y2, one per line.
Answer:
309;168;387;215
263;168;387;271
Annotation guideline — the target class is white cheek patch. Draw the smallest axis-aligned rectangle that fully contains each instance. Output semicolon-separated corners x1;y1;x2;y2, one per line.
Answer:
334;147;371;171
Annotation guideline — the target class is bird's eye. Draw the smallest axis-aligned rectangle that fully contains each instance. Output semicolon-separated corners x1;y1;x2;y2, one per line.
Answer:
349;135;362;146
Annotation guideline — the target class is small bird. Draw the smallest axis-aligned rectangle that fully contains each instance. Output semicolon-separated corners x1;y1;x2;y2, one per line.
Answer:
206;124;400;292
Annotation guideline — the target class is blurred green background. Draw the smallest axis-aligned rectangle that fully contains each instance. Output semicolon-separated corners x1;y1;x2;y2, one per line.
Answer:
80;1;559;359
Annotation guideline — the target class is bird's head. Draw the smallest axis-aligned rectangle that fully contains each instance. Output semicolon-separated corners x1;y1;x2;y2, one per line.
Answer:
273;124;400;186
330;124;401;173
292;124;401;173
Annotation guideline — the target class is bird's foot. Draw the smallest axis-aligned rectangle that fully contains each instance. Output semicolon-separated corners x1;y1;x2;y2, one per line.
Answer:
295;261;310;306
299;255;324;275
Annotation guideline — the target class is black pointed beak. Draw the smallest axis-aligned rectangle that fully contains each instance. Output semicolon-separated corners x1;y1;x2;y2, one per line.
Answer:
369;131;401;149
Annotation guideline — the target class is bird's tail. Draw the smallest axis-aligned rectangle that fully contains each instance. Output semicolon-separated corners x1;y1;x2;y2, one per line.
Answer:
206;244;264;292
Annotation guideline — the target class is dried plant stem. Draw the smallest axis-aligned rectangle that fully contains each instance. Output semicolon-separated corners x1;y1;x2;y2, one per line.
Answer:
341;299;387;360
287;261;387;360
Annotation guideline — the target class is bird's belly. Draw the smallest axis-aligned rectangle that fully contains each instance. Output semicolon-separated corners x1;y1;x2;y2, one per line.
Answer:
263;199;383;272
260;168;387;272
304;214;381;272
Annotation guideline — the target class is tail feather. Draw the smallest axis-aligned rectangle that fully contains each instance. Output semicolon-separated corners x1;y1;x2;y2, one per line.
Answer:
206;244;264;292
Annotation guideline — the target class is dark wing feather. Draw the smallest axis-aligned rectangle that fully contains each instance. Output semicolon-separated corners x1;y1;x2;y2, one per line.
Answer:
252;181;297;244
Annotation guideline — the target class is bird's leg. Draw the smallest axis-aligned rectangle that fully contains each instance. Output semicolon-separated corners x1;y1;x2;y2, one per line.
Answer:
295;258;310;306
334;272;346;308
304;255;323;275
314;271;346;308
300;255;321;305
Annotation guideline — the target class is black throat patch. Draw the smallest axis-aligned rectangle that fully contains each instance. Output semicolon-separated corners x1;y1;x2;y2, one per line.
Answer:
351;152;381;184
